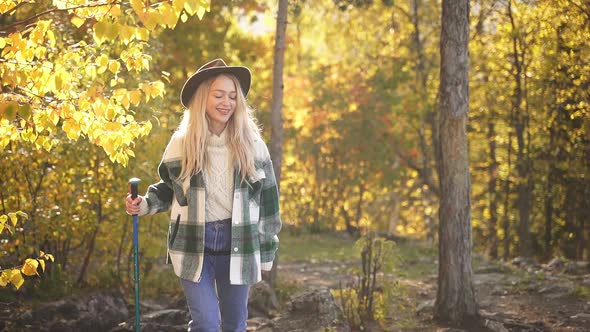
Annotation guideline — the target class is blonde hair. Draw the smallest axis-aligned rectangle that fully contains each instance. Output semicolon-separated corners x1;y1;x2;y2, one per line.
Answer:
177;74;261;182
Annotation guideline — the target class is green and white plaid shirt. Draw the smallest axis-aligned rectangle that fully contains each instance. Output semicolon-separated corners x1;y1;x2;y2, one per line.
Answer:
138;132;282;285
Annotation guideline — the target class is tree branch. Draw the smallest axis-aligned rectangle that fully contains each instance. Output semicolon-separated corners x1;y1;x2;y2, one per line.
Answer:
0;1;121;34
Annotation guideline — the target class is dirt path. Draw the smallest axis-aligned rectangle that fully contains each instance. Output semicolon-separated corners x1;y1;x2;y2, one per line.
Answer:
278;257;590;331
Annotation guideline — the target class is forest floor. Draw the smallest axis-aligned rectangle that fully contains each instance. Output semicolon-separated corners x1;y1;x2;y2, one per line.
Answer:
277;231;590;332
2;231;590;332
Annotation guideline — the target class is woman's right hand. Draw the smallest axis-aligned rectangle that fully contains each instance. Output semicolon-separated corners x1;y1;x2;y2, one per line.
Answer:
125;194;143;215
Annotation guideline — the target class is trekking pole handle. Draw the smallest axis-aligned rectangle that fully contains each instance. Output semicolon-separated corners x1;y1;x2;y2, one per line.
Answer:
129;177;141;200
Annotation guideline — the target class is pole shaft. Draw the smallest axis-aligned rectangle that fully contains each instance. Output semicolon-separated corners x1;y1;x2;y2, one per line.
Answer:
129;178;141;332
133;215;140;332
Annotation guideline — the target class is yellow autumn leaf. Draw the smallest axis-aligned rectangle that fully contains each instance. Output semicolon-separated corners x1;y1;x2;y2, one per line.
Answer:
0;272;8;287
108;4;121;18
130;0;145;17
21;258;39;276
71;16;86;28
184;1;197;15
39;259;46;272
172;0;186;11
9;269;24;290
93;21;108;44
108;60;121;74
96;54;109;74
135;28;149;41
129;90;142;106
160;4;179;29
8;212;17;226
196;6;207;20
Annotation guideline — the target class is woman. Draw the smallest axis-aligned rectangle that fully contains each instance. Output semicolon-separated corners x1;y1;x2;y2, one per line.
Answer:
125;58;282;332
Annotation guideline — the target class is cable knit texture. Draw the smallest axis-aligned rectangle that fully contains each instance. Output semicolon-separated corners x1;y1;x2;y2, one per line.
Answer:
205;129;234;222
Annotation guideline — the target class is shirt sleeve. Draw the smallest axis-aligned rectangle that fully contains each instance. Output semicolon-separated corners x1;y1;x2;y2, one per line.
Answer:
143;137;176;215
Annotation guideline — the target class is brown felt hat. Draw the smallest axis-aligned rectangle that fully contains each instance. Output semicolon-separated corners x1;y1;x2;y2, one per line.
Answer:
180;58;251;108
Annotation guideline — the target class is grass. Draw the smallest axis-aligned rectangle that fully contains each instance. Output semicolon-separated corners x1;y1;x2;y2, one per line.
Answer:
279;229;358;264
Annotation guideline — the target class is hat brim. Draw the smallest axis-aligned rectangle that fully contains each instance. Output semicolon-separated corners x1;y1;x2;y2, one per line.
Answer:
180;66;251;108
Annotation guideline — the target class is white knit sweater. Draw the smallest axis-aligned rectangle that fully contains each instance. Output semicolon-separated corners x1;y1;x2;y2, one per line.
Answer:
205;129;234;222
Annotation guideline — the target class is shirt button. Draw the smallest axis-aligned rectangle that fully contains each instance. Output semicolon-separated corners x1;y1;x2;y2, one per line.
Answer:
233;247;238;252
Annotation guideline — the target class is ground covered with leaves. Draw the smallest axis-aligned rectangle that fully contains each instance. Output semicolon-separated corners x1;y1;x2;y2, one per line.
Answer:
276;231;590;332
2;230;589;332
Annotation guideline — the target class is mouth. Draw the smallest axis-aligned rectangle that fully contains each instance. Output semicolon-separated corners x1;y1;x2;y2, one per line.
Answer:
217;109;232;115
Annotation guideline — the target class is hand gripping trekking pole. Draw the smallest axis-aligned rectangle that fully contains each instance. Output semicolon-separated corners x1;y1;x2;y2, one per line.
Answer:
129;178;141;332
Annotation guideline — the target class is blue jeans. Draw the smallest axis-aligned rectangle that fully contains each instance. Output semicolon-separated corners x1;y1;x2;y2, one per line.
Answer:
181;219;250;332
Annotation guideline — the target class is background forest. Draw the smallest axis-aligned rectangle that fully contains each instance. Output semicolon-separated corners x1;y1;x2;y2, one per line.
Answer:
0;0;589;325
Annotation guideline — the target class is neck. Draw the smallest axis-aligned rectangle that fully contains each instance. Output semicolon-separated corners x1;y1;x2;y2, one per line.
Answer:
209;124;226;136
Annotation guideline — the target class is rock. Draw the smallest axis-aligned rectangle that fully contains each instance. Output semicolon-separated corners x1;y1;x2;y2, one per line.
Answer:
416;299;435;315
484;319;509;332
538;284;573;295
544;257;564;271
14;292;129;332
564;261;590;275
511;256;537;269
247;316;273;331
248;281;280;318
570;313;590;321
474;265;510;274
256;287;350;332
491;286;507;296
110;308;190;331
143;309;189;323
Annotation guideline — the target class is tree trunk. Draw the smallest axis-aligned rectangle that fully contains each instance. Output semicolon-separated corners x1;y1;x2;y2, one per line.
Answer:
265;0;288;288
487;121;499;259
502;132;513;260
506;0;533;257
434;0;478;325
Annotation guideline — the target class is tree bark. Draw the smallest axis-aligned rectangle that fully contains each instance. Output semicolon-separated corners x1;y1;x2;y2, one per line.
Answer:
265;0;288;288
506;0;533;257
434;0;478;325
487;121;499;259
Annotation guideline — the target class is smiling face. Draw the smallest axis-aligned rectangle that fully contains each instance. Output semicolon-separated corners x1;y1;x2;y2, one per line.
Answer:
205;75;237;135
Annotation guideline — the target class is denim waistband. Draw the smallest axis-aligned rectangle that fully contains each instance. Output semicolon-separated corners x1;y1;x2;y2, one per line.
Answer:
204;218;232;255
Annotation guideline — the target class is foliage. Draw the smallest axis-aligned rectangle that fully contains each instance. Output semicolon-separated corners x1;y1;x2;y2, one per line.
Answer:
336;234;400;329
0;211;54;289
0;0;211;293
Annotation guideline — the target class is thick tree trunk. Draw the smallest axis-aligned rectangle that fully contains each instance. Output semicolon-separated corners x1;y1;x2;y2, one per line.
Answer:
434;0;478;325
265;0;288;288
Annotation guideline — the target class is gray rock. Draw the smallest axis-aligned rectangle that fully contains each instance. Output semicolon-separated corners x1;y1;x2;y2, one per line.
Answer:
544;257;564;271
416;299;435;315
564;261;590;275
18;292;129;332
570;313;590;321
257;287;350;332
484;319;509;332
248;281;280;318
538;284;573;295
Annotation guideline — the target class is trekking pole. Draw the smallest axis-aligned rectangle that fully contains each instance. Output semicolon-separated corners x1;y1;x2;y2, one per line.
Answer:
129;177;141;332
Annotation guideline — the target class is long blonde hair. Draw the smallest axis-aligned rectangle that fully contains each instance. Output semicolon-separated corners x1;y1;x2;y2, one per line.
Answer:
177;74;261;182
